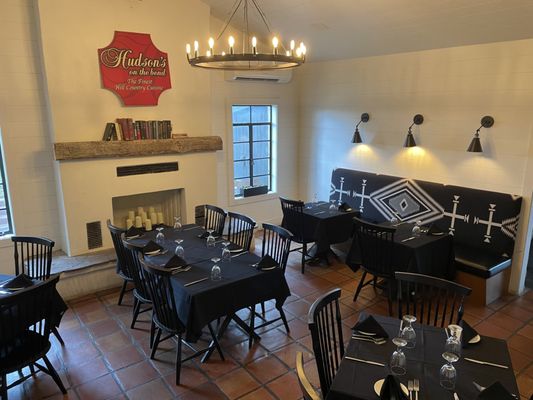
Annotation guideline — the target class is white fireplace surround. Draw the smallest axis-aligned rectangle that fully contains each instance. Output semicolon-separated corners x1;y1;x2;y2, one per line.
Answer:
56;151;218;256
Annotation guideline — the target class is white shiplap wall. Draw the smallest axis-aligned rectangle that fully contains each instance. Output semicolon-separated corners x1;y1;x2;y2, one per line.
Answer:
0;0;61;274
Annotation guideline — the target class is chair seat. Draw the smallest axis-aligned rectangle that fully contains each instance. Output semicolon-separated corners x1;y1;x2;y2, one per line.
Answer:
0;331;51;373
454;244;511;278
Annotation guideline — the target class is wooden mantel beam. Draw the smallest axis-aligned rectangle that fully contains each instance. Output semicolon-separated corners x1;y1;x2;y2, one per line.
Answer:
54;136;223;161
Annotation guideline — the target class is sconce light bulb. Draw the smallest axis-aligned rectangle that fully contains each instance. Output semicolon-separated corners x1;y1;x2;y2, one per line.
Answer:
252;36;257;47
290;40;295;50
208;37;215;48
186;43;191;54
272;36;279;48
194;41;199;51
228;36;235;47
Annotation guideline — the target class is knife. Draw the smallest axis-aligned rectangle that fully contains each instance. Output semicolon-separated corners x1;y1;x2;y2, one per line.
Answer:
401;236;416;242
184;277;208;287
344;356;385;367
453;393;460;400
464;357;508;369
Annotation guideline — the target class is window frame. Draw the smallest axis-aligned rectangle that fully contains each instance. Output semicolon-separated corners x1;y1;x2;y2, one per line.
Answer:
0;141;13;236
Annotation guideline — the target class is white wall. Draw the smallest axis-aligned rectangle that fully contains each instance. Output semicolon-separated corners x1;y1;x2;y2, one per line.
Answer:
296;39;533;293
0;0;60;274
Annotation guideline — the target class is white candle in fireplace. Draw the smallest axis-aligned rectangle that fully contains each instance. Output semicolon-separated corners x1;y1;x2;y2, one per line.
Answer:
148;206;155;215
141;211;147;223
145;219;152;231
137;207;144;215
135;216;142;228
126;218;133;229
128;211;135;221
150;212;158;225
157;212;164;225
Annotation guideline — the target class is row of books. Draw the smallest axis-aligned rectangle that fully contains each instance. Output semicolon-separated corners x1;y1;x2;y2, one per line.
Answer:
102;119;173;141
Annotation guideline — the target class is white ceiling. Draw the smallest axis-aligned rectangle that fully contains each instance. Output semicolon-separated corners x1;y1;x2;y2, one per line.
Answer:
201;0;533;61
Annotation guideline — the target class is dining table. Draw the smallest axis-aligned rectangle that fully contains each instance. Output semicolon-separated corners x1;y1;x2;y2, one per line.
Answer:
346;221;455;280
326;314;519;400
124;224;291;356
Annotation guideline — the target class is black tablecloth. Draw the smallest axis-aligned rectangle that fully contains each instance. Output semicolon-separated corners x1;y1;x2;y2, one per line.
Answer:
300;202;359;255
0;274;68;328
127;224;291;342
346;222;455;279
327;314;519;400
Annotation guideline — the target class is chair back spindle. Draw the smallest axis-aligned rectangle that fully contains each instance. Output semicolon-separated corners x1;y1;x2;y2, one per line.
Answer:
279;197;306;242
227;212;256;251
308;288;344;397
107;220;133;280
204;204;227;236
395;272;471;327
261;223;293;272
12;236;55;280
122;240;152;302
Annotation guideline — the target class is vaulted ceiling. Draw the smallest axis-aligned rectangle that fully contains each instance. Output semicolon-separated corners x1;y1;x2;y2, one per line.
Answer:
201;0;533;61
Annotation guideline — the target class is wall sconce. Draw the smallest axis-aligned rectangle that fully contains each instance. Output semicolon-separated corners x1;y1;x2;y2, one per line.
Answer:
467;116;494;152
404;114;424;147
352;113;370;144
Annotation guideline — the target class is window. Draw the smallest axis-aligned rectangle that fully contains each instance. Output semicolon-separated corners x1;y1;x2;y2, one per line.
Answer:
232;105;275;198
0;140;13;236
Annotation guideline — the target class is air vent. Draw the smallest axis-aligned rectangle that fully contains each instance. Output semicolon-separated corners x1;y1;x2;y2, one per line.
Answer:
234;76;280;82
86;221;103;249
117;162;179;177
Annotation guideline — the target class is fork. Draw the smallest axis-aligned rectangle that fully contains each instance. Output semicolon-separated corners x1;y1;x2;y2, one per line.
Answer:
351;335;386;345
407;380;414;400
413;379;419;400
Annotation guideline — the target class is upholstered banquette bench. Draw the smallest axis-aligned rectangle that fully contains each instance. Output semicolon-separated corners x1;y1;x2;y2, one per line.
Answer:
330;168;522;305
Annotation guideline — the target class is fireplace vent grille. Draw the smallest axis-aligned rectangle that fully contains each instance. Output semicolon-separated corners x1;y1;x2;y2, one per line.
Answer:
87;221;103;249
117;162;179;177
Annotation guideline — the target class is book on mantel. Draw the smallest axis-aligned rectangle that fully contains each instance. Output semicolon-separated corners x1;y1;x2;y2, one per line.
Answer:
113;118;172;141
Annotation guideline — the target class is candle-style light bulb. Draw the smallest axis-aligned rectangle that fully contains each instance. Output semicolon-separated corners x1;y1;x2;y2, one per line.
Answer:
206;50;211;57
186;43;191;57
208;37;214;54
301;43;307;55
228;36;235;54
296;47;302;57
193;40;199;57
290;40;295;55
272;36;279;55
222;51;226;56
252;36;257;54
286;50;290;56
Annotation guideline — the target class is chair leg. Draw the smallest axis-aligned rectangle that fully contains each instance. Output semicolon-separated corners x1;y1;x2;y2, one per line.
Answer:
29;363;36;375
387;284;393;317
175;334;183;385
353;271;367;302
52;327;65;346
278;306;290;333
207;323;225;361
150;328;162;360
131;298;141;329
1;374;7;400
260;301;266;316
248;306;256;349
118;279;128;306
42;355;67;394
301;242;307;274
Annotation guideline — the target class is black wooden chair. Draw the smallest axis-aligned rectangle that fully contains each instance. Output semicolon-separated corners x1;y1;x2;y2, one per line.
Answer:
0;275;66;399
395;272;472;327
352;217;396;315
122;240;155;344
140;257;224;385
308;288;344;398
248;223;293;348
204;204;227;237
226;211;256;251
11;236;64;346
296;351;321;400
279;197;314;273
107;220;134;306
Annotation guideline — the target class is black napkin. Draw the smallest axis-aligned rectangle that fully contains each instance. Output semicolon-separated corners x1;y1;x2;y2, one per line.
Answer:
125;226;144;238
197;231;210;239
256;255;279;270
338;202;353;212
352;315;389;338
141;240;164;255
164;255;187;269
380;375;408;400
460;320;479;347
0;274;34;290
477;381;515;400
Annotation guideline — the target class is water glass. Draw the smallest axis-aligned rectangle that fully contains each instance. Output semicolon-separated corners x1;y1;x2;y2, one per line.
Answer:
210;257;221;281
390;215;399;225
155;227;165;245
390;337;407;375
174;239;185;258
173;216;183;231
440;352;459;389
445;324;463;357
221;241;231;262
206;229;216;248
329;200;337;210
400;315;417;348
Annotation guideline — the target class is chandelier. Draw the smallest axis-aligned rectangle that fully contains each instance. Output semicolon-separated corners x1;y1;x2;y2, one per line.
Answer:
186;0;306;71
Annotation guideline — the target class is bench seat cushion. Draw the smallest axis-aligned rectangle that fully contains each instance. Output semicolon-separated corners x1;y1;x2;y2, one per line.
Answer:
454;244;511;279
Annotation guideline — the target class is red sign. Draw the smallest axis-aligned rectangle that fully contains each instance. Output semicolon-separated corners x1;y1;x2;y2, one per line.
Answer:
98;31;171;106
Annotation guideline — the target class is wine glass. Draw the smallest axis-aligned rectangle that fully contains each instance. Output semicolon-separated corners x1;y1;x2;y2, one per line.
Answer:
400;315;417;348
155;227;165;245
440;352;459;389
173;216;183;231
210;257;221;281
390;337;407;375
313;193;318;204
174;239;185;258
412;220;422;237
221;241;231;262
329;199;337;210
445;324;463;358
206;229;216;248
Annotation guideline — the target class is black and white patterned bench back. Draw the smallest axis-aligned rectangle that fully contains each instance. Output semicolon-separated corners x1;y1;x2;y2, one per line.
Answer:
330;168;522;257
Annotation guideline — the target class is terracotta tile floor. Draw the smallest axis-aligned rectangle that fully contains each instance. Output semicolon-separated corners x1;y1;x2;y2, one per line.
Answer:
6;251;533;399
